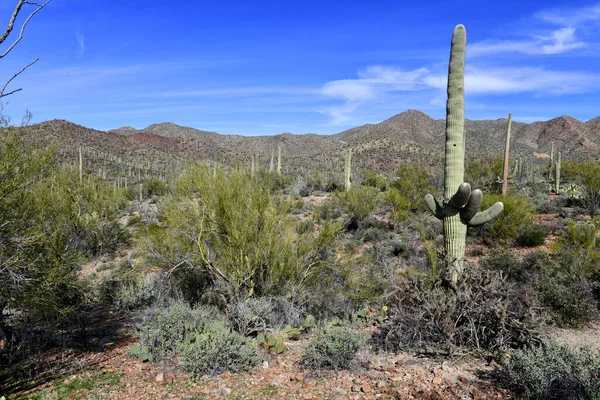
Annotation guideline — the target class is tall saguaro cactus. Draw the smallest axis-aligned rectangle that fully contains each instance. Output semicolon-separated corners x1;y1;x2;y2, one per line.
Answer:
501;113;512;196
277;146;282;176
344;148;352;191
555;151;561;193
425;25;504;284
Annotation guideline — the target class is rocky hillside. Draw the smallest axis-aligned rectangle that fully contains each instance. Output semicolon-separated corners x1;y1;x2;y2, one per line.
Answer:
16;110;600;176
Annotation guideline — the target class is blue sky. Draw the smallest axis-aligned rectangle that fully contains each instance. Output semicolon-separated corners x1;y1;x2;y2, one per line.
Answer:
1;0;600;135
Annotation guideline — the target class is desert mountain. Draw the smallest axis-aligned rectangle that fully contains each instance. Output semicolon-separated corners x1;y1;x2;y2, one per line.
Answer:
19;111;600;177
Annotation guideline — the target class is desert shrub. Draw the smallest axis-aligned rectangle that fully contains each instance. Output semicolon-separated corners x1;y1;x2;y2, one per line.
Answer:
384;188;412;223
306;169;326;191
141;165;341;302
179;322;258;376
480;192;534;245
465;154;503;193
518;226;547;247
360;168;388;191
376;268;542;353
506;341;600;400
567;161;600;216
332;185;380;226
113;282;156;311
136;301;221;361
537;260;598;328
480;250;521;277
388;162;435;210
302;324;367;370
143;176;168;198
228;297;303;335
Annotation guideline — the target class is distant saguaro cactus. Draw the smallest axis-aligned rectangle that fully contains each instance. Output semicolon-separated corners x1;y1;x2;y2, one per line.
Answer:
555;151;561;193
425;25;503;284
344;149;352;191
277;146;282;176
501;113;512;196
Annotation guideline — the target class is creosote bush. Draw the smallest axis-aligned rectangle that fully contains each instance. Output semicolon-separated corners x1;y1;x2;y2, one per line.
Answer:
506;341;600;400
302;323;367;370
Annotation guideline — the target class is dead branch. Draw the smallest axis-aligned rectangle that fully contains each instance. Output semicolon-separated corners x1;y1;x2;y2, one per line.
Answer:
0;1;51;99
0;1;51;59
0;57;39;98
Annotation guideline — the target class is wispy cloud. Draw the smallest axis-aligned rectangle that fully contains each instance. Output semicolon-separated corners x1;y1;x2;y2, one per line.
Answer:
76;32;85;59
316;64;600;123
535;3;600;26
469;3;600;56
470;27;585;56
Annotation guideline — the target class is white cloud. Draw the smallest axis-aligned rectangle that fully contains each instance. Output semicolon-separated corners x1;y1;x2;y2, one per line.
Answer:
470;26;585;56
317;64;600;124
76;32;85;58
535;4;600;26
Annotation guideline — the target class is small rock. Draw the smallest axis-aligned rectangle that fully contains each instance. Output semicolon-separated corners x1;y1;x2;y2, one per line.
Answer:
215;387;232;398
303;382;311;389
376;381;387;389
221;370;231;378
155;372;164;383
361;384;372;393
333;387;347;395
295;372;305;381
262;360;269;369
458;375;468;383
433;377;443;385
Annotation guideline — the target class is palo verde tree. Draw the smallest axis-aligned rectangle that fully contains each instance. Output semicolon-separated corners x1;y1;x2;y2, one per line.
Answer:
425;24;503;284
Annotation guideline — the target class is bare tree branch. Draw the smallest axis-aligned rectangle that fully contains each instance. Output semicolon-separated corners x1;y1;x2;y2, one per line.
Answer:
0;0;51;59
0;57;39;98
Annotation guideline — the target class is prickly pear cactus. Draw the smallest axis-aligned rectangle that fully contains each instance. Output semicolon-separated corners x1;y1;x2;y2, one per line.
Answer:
425;25;504;284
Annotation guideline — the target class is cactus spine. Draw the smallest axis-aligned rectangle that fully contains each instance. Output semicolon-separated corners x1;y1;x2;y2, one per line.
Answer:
501;113;512;196
344;148;352;191
425;25;504;284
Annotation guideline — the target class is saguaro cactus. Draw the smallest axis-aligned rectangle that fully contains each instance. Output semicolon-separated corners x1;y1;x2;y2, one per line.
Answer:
277;146;282;176
425;25;504;284
555;151;561;193
344;148;352;191
269;149;274;172
501;113;512;196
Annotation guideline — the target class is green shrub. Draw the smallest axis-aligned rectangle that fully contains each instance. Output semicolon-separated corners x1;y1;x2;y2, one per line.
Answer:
143;176;168;198
179;322;258;376
332;185;380;225
384;188;412;223
136;301;221;361
480;192;534;245
506;341;600;399
302;324;367;369
389;162;435;210
465;155;503;193
518;226;547;247
360;168;388;191
480;250;522;277
536;261;597;328
141;165;341;302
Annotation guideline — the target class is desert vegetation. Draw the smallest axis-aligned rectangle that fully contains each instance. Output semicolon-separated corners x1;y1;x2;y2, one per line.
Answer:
1;22;600;400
